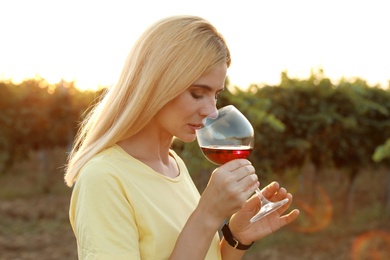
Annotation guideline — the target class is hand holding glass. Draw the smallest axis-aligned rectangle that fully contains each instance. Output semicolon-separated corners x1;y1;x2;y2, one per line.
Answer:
196;105;288;222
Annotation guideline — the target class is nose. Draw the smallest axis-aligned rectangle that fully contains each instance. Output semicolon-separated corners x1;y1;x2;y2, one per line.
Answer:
201;103;219;119
207;109;219;119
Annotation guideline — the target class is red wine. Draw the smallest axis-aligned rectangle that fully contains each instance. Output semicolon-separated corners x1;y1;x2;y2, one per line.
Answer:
201;145;252;165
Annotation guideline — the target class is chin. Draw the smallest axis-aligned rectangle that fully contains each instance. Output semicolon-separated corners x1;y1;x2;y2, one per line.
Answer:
175;135;197;143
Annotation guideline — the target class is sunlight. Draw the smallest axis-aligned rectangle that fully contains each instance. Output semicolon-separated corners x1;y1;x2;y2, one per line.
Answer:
292;184;333;234
351;230;390;260
0;0;389;91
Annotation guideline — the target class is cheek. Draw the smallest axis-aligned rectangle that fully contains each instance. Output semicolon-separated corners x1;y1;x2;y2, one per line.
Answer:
180;104;195;115
170;98;197;116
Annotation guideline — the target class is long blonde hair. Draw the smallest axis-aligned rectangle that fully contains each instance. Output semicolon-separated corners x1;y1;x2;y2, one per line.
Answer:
64;15;231;187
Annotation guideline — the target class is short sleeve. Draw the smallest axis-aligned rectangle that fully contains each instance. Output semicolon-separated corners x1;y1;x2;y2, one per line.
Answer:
69;160;140;260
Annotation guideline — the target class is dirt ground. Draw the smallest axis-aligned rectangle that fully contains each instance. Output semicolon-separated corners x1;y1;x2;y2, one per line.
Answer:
0;194;77;260
1;149;390;259
1;193;390;260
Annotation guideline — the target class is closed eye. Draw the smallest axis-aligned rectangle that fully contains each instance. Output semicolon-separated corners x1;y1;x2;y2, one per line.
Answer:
191;91;203;99
190;84;224;100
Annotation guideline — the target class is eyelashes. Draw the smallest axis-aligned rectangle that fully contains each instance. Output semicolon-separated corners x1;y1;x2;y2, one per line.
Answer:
191;92;203;99
190;91;221;100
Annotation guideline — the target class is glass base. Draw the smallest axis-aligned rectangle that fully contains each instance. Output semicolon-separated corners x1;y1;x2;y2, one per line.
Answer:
250;198;289;223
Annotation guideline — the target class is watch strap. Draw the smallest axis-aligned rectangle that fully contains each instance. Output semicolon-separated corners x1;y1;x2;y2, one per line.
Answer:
222;223;253;250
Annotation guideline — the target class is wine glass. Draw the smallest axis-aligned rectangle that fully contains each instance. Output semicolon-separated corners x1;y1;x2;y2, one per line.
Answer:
196;105;289;222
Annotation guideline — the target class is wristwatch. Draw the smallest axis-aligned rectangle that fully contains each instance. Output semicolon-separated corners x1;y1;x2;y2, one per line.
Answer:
222;223;254;250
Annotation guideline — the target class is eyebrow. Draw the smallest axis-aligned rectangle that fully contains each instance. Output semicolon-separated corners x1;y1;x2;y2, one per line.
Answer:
191;84;224;91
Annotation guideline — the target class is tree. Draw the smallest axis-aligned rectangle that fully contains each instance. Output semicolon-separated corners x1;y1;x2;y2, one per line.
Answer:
0;78;101;193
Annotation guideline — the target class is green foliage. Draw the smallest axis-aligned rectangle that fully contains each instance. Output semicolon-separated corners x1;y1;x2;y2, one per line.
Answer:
0;78;101;173
1;72;389;179
373;138;390;163
178;71;390;183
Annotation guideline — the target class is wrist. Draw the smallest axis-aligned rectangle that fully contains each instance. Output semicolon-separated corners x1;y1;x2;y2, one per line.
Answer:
222;223;253;250
196;197;226;230
193;203;223;232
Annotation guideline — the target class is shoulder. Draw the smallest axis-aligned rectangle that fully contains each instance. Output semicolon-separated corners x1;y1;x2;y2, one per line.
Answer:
76;147;128;187
71;149;131;207
76;145;154;188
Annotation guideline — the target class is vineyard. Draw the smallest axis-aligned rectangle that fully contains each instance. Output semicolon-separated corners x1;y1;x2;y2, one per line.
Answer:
1;71;390;259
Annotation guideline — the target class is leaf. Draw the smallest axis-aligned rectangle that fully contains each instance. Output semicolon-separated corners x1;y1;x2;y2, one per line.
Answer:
373;139;390;162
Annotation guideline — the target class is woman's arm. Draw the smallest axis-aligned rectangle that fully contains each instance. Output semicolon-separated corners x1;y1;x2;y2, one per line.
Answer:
170;159;259;259
169;203;222;259
70;165;141;259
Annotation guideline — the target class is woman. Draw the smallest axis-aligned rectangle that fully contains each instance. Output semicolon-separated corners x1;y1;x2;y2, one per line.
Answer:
65;15;299;259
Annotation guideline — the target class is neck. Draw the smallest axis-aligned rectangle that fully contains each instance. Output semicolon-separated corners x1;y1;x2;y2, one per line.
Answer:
117;128;178;177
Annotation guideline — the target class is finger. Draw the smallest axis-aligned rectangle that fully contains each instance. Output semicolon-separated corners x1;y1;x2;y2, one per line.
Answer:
261;181;280;199
268;187;288;202
225;184;258;214
236;165;256;182
279;208;300;226
238;193;261;215
233;178;259;201
241;174;259;195
275;193;294;214
219;159;252;172
220;162;255;182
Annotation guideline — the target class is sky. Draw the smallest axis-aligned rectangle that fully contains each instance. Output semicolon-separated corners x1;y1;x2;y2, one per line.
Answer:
1;0;389;91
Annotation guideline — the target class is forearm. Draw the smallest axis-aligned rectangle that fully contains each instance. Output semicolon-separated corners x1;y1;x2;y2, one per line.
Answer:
169;207;222;260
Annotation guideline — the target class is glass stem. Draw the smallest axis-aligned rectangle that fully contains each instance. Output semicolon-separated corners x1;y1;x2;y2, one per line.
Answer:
255;188;269;204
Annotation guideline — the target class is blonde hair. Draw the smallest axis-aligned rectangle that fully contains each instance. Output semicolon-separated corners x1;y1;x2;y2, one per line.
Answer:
64;15;231;187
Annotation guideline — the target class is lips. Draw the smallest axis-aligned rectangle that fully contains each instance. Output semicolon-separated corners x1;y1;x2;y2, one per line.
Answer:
189;123;204;130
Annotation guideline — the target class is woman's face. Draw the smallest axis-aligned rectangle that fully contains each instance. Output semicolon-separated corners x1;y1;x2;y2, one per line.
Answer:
155;63;227;143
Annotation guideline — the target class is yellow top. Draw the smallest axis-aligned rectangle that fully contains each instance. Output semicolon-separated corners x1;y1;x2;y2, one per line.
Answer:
69;145;221;260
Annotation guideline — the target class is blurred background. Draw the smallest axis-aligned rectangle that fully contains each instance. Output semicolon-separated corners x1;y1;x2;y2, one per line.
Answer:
1;0;390;259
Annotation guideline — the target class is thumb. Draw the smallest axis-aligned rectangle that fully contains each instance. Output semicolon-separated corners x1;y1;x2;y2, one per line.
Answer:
230;194;261;230
241;194;261;215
